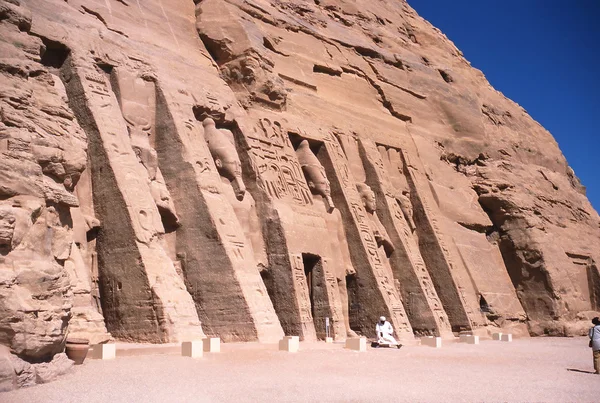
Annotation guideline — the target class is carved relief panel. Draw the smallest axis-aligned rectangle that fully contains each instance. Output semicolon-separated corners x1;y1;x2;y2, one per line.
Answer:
246;118;313;206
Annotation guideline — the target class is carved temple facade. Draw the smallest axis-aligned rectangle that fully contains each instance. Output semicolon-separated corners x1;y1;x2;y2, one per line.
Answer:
1;0;598;359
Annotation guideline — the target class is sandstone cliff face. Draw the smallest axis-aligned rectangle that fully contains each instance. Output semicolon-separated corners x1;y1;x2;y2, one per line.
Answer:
0;0;598;365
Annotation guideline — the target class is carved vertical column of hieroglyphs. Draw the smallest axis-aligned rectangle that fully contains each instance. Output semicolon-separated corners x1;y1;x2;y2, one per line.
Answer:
400;142;484;331
61;56;203;342
319;257;346;338
358;138;453;337
302;129;413;340
151;79;283;343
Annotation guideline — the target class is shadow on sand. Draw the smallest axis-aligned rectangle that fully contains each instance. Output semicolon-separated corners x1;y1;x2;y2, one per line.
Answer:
566;368;596;374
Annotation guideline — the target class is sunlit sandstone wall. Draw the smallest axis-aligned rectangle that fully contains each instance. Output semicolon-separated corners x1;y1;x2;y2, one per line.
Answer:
1;0;599;361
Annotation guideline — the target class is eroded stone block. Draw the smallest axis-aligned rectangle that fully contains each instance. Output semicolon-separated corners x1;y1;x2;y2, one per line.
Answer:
181;341;203;358
421;336;442;348
92;344;116;360
458;335;479;345
203;338;220;353
345;337;366;352
492;332;502;340
279;336;299;352
501;334;513;342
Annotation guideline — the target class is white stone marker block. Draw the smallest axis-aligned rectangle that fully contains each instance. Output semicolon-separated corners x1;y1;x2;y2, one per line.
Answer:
421;336;442;348
492;332;502;341
325;337;333;343
203;338;220;353
92;343;116;360
181;341;203;358
345;337;366;352
279;336;300;352
459;335;479;345
500;334;512;342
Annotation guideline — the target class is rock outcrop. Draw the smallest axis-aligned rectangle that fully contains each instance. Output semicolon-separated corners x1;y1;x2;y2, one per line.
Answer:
1;0;599;382
0;346;74;391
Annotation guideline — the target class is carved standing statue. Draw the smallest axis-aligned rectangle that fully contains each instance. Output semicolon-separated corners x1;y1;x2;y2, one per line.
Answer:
328;212;359;338
203;118;246;201
398;190;417;233
295;139;357;337
296;140;334;213
356;182;395;255
116;71;179;229
202;118;268;267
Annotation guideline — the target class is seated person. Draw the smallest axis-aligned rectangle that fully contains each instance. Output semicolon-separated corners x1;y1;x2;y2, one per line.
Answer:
376;316;402;349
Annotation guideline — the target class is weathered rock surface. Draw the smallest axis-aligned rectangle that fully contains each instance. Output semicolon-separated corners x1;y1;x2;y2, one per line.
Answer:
0;0;599;380
0;345;73;391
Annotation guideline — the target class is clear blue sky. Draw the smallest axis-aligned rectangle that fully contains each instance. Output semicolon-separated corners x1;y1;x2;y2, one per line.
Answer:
409;0;599;211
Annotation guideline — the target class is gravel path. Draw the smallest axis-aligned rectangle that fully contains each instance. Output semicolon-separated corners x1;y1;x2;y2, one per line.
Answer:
3;337;598;402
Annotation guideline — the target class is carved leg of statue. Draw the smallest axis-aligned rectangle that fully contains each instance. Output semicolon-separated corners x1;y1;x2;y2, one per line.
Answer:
401;204;417;233
398;195;417;233
338;275;358;338
149;169;179;230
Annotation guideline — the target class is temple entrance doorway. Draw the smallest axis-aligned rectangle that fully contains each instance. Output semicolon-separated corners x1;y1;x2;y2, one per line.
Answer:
302;253;331;339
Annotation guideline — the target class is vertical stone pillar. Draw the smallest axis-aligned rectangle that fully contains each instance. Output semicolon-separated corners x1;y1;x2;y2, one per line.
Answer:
62;58;203;342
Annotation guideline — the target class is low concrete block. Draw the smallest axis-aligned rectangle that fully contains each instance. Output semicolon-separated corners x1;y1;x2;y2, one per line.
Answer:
181;341;203;358
279;336;300;352
92;343;116;360
421;337;442;348
325;337;333;343
501;334;513;342
345;337;366;352
459;335;479;345
492;332;502;341
203;338;220;353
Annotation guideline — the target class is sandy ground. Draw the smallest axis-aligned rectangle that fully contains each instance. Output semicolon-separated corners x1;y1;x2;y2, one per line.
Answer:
2;337;598;402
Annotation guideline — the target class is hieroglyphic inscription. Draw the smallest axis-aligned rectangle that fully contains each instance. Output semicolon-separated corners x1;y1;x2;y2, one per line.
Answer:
246;119;313;205
290;253;313;325
182;118;213;174
214;215;246;261
321;258;341;322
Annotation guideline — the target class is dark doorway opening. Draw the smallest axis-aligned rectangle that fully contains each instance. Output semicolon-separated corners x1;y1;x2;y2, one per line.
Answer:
346;273;360;334
303;253;319;319
302;253;332;339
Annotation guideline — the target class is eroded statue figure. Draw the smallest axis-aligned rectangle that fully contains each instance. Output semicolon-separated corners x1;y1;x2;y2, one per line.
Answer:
203;118;246;201
296;140;334;213
356;182;394;255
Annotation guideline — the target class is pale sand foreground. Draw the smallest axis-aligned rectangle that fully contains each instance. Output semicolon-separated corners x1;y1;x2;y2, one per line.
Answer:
3;337;598;402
